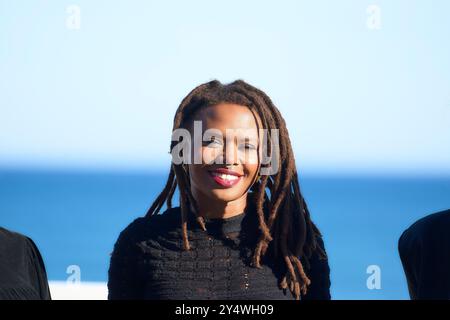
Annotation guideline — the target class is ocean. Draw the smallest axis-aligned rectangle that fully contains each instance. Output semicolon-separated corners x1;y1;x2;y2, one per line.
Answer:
1;168;449;299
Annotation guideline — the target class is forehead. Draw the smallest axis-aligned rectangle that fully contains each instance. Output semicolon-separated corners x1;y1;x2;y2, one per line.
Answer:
193;103;262;130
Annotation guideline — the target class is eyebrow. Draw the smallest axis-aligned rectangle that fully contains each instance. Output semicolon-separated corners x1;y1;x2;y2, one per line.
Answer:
204;135;259;143
207;135;258;141
201;126;260;143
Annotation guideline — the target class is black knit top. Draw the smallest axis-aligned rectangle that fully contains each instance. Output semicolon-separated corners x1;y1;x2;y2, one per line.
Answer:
108;200;331;300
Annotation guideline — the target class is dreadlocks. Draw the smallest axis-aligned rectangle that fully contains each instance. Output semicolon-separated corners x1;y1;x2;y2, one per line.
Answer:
145;79;326;300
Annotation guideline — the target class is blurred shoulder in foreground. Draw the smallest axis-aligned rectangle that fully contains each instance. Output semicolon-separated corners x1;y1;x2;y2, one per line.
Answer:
0;227;51;300
398;209;450;299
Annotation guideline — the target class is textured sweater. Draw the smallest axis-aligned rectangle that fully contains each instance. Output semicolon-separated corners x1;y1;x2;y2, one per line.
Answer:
108;200;331;300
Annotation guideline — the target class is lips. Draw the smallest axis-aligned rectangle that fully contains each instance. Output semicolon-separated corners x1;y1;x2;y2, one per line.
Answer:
208;168;243;188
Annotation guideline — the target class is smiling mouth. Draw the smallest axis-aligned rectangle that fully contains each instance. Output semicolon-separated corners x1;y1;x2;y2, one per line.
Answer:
208;171;243;188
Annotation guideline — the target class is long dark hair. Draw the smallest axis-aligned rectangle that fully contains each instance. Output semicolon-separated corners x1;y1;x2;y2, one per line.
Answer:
145;79;326;299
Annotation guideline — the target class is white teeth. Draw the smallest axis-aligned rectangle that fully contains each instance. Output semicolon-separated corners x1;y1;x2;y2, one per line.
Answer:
211;172;239;180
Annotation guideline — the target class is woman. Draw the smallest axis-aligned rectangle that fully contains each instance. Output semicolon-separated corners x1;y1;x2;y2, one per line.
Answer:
108;80;331;300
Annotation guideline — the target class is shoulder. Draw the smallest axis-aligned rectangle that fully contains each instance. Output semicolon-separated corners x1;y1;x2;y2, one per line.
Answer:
301;233;331;300
0;228;49;289
399;209;450;253
112;207;182;253
300;232;330;277
406;209;450;233
0;227;35;256
0;227;27;244
309;234;329;268
118;206;181;238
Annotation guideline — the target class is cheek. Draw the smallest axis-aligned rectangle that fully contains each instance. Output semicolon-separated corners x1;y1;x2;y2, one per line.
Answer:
238;149;259;166
243;163;259;181
188;165;210;188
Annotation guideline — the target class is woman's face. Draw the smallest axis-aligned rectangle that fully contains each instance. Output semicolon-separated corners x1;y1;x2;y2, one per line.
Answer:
186;103;262;204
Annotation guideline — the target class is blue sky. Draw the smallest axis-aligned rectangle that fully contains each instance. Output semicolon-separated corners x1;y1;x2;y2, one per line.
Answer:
1;0;449;175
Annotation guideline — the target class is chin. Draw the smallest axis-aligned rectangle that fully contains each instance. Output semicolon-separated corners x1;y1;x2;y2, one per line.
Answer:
208;189;244;203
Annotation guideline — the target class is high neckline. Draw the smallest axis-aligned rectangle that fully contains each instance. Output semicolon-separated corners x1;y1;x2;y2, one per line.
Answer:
186;207;257;238
185;192;260;237
203;211;246;235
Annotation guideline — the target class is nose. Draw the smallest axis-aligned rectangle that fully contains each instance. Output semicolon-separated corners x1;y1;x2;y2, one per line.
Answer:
222;141;238;165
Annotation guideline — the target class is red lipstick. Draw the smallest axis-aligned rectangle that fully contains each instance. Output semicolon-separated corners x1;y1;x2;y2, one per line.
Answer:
208;168;243;188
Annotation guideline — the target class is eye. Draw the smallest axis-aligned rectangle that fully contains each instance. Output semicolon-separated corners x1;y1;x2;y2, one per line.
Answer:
202;137;222;147
242;143;256;150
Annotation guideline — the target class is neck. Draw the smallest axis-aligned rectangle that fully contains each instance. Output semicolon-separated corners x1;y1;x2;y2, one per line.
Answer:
190;189;249;220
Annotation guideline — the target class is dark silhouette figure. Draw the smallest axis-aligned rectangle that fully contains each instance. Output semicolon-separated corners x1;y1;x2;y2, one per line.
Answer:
0;227;51;300
398;209;450;299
